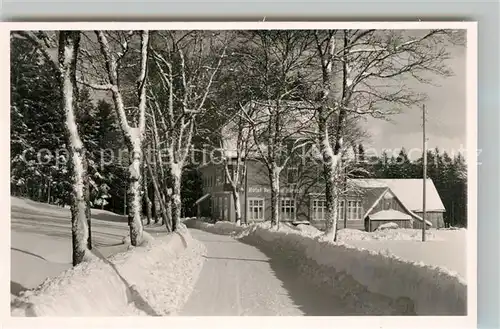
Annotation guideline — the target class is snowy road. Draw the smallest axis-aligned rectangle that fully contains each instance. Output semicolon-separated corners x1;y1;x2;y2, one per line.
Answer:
180;229;353;316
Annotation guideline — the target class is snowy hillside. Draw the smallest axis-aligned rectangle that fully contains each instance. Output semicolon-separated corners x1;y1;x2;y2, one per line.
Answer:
10;197;169;300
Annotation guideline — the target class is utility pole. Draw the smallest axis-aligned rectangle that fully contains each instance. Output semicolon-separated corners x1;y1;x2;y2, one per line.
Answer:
422;104;427;242
344;164;347;229
244;161;248;225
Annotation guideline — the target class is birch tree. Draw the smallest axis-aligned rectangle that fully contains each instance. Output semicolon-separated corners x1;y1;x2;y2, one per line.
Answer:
145;105;172;230
143;160;152;225
219;114;253;225
59;31;93;264
235;31;316;228
79;30;150;246
14;30;92;265
148;31;228;231
313;29;460;240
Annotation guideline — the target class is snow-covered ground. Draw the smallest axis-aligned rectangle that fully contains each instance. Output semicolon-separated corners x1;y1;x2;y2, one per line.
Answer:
338;228;467;279
11;197;207;316
11;227;207;316
184;220;467;315
10;197;171;300
291;224;467;280
181;229;392;315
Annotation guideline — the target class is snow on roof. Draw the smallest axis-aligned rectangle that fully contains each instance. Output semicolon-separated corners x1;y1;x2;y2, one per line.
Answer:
359;187;389;217
195;193;211;205
368;209;413;221
349;178;445;212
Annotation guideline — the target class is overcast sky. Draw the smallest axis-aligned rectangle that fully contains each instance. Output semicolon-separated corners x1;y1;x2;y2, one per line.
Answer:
361;40;466;160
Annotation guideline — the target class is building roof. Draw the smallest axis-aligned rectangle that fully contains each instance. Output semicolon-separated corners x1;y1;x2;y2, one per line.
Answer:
349;178;445;213
368;209;413;221
194;193;211;205
357;187;389;218
357;185;433;226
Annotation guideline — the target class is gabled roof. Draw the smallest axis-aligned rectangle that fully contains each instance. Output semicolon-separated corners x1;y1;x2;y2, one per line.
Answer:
349;178;445;213
368;209;413;221
194;193;211;205
358;187;389;218
360;187;433;226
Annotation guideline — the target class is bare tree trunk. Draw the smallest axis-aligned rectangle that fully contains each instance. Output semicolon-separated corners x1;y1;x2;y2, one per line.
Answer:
163;167;173;229
143;160;152;225
59;31;90;266
315;30;343;241
84;157;92;250
151;186;158;224
231;188;242;225
224;160;243;225
165;191;172;228
47;179;51;204
123;188;127;215
93;30;149;246
148;108;167;226
318;113;341;236
146;158;171;231
269;166;280;228
127;139;144;246
37;184;42;202
322;152;340;235
170;164;182;231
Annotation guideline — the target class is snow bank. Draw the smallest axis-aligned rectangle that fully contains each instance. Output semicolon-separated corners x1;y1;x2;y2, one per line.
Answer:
185;219;466;315
337;227;441;241
11;228;207;317
295;224;322;237
184;219;247;236
375;222;399;230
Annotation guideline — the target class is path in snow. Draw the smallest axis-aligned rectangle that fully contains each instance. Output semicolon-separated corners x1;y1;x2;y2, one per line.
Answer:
180;229;354;316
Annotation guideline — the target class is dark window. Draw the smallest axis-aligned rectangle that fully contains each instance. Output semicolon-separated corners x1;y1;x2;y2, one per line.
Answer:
287;167;298;185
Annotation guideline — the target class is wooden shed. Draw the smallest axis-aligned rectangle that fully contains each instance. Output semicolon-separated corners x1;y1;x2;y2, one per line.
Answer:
365;209;413;232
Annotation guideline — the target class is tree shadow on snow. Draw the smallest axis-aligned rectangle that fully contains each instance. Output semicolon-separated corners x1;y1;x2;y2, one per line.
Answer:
11;281;28;296
202;255;269;263
91;248;161;316
11;247;48;262
10;282;37;317
91;211;128;223
237;235;395;316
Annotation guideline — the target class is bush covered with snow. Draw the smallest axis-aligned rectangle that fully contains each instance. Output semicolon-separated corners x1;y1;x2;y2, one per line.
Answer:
295;224;322;237
441;226;466;231
11;228;207;317
121;230;155;247
185;219;466;315
375;222;399;231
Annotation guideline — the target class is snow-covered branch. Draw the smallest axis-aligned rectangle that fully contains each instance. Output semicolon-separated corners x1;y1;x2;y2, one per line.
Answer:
76;78;113;91
178;48;189;112
137;30;149;136
195;45;227;113
15;31;60;74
